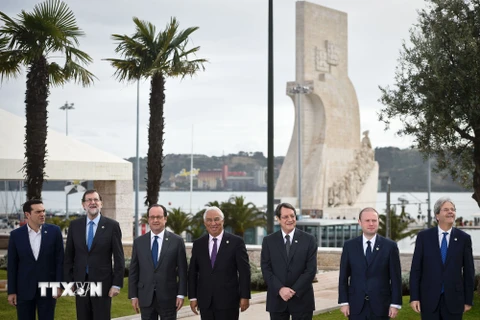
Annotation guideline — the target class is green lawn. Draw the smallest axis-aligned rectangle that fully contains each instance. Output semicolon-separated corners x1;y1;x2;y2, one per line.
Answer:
314;294;480;320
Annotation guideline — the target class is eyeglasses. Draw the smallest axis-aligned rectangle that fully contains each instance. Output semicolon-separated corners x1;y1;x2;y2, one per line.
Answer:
441;208;456;213
83;198;101;203
205;217;222;224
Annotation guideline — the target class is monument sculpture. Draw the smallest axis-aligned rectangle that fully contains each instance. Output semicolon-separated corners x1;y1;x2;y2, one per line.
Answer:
275;1;379;219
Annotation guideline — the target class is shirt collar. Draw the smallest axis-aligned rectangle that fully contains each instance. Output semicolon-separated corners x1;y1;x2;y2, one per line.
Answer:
151;229;165;239
363;234;377;245
282;228;295;239
209;230;224;241
86;213;101;226
27;223;42;234
438;226;453;235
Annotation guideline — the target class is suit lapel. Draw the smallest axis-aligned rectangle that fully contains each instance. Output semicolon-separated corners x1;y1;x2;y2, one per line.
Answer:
142;231;156;269
368;236;382;266
78;216;88;251
432;227;444;266
38;224;48;259
444;228;457;267
355;236;368;267
273;231;289;264
20;225;36;261
90;215;106;252
288;229;302;263
157;230;171;269
212;233;229;269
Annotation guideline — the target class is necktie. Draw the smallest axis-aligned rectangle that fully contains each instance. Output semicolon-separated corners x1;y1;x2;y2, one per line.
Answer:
211;238;218;268
87;221;94;251
152;235;159;268
285;234;291;257
441;232;448;264
366;240;372;264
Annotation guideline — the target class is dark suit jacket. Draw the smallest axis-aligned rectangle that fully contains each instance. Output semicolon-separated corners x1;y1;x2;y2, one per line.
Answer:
410;227;475;314
7;223;64;300
64;215;125;296
261;228;317;313
338;235;402;316
128;230;187;308
188;232;251;310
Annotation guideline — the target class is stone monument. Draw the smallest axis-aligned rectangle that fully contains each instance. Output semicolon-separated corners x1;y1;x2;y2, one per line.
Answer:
275;1;379;219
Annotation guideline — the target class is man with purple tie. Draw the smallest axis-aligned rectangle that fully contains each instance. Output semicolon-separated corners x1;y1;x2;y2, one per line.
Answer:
410;196;475;319
188;206;251;319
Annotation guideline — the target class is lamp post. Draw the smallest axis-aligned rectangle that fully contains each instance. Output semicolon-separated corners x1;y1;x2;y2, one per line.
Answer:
386;177;391;239
288;84;312;214
60;102;74;218
134;79;140;238
427;156;432;227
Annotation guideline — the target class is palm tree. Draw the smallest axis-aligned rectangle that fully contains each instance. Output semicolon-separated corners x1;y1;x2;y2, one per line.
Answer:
378;208;421;242
166;207;192;235
222;196;266;237
0;0;95;199
105;17;206;207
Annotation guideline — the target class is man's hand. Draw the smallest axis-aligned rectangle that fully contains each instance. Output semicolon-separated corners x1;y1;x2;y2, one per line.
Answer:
131;298;140;313
176;297;184;311
340;305;350;317
7;294;17;307
279;287;295;302
240;298;249;312
53;288;63;299
410;300;421;313
464;304;472;312
108;287;120;298
190;300;199;315
389;307;399;318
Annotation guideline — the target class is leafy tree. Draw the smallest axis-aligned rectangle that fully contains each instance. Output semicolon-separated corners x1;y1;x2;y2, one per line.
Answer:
379;0;480;207
105;17;206;207
0;0;94;199
222;196;266;237
166;207;192;235
378;208;420;242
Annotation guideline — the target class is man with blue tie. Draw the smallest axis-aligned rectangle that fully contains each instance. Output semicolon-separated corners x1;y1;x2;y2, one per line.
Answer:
338;207;402;319
64;189;125;320
7;199;64;320
128;204;187;319
410;196;475;319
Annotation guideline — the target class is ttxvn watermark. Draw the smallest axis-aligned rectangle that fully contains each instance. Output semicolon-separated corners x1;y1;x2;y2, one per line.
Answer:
38;282;102;297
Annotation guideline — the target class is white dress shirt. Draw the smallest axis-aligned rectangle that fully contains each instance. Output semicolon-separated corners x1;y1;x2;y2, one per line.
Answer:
151;229;165;261
27;223;42;260
438;226;453;247
209;231;224;258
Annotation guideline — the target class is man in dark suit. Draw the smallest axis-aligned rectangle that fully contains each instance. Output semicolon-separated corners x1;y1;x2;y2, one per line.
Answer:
261;202;318;320
7;199;64;320
129;204;187;319
188;206;251;319
410;196;475;319
338;207;402;319
64;189;125;320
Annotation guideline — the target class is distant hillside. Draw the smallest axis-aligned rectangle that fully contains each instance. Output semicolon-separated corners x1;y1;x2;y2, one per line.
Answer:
3;148;468;192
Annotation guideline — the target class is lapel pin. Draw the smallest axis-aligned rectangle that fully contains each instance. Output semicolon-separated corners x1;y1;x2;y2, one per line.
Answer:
226;240;229;244
166;238;169;241
295;240;298;243
44;230;47;234
376;247;379;251
102;226;105;229
454;238;457;241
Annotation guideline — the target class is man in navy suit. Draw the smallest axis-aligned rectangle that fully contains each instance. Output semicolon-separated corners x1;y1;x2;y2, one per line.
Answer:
410;196;475;319
64;189;125;320
129;204;188;319
261;202;318;320
7;199;64;320
338;207;402;319
188;206;251;319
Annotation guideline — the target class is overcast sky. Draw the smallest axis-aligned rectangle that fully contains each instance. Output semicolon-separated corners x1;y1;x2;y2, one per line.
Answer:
0;0;427;159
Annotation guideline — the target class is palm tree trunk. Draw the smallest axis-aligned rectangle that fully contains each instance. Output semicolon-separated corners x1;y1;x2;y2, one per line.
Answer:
145;73;165;206
472;135;480;208
24;56;49;200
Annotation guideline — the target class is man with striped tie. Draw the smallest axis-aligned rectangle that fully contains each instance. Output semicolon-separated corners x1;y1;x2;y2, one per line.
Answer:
128;204;187;320
410;196;475;319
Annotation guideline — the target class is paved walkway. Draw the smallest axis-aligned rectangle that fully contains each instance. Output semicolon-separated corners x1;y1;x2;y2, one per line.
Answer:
113;270;340;320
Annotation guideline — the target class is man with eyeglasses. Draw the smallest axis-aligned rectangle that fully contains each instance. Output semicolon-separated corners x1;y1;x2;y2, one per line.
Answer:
128;204;187;320
410;196;475;319
64;189;125;320
188;206;251;319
